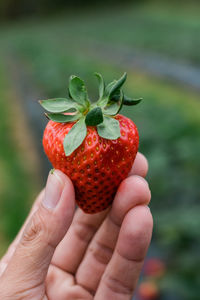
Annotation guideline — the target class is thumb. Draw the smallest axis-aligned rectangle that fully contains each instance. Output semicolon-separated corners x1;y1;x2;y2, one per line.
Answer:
4;169;75;288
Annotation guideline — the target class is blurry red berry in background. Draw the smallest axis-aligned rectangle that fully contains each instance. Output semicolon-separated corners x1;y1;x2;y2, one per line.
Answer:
143;258;166;278
137;281;160;300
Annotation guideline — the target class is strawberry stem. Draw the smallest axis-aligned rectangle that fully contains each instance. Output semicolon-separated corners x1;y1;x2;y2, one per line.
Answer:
39;72;142;155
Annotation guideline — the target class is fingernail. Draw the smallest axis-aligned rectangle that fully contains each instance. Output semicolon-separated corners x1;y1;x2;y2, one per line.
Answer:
42;169;64;209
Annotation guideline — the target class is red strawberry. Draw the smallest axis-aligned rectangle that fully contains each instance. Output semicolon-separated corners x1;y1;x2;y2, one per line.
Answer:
39;72;142;213
137;281;160;300
143;258;166;278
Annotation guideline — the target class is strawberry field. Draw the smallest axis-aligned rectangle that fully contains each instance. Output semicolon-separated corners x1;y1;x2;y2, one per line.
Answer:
0;1;200;299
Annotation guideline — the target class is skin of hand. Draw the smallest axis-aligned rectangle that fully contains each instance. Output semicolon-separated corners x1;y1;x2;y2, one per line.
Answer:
0;152;152;300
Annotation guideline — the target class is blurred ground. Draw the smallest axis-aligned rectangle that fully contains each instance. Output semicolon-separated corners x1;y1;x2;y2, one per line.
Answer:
0;1;200;299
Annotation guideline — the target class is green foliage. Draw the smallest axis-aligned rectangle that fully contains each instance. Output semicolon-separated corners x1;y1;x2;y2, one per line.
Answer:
97;116;121;140
39;98;77;113
85;107;103;126
63;118;87;156
47;113;80;123
69;76;89;108
95;73;105;100
0;0;133;20
0;60;37;254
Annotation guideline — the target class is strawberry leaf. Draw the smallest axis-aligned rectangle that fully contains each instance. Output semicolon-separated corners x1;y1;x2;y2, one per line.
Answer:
69;75;89;107
100;73;126;108
39;98;77;113
109;72;127;98
85;107;103;126
97;80;116;107
46;113;80;123
123;95;142;106
103;102;120;115
63;117;87;156
94;72;105;100
104;80;117;97
97;116;120;140
110;88;121;102
103;90;123;115
68;87;73;99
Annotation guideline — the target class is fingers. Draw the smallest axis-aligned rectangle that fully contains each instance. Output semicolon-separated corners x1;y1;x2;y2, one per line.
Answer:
95;206;153;300
1;170;75;293
51;152;148;274
51;208;108;274
129;152;148;177
75;176;151;293
45;265;93;300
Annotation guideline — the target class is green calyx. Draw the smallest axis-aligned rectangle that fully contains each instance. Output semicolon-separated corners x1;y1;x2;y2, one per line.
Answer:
39;72;142;156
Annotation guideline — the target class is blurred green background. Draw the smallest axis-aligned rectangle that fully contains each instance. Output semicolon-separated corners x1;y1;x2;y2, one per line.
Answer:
0;1;200;299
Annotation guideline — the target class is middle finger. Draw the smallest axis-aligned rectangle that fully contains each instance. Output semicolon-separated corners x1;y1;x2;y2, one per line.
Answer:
75;175;151;294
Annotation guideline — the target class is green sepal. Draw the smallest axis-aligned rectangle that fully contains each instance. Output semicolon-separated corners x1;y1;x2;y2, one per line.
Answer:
85;107;103;126
103;90;123;116
95;72;105;100
97;116;120;140
69;75;89;107
97;81;117;107
63;117;87;156
68;87;73;99
110;89;121;102
39;98;77;113
40;72;142;154
109;72;127;98
123;95;142;106
99;73;127;108
46;113;81;123
104;80;117;98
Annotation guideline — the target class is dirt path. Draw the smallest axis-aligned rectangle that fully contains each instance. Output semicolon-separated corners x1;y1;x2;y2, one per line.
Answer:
80;40;200;92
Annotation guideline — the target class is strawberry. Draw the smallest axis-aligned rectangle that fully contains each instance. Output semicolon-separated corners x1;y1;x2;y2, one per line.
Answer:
39;73;142;214
137;281;160;300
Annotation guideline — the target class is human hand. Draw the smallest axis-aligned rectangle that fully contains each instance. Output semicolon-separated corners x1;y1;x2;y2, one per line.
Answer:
0;152;152;300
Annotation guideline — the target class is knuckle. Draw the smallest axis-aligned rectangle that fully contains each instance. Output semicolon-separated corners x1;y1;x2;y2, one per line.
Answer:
74;220;98;243
21;210;48;246
89;240;113;265
46;265;56;287
103;273;133;295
